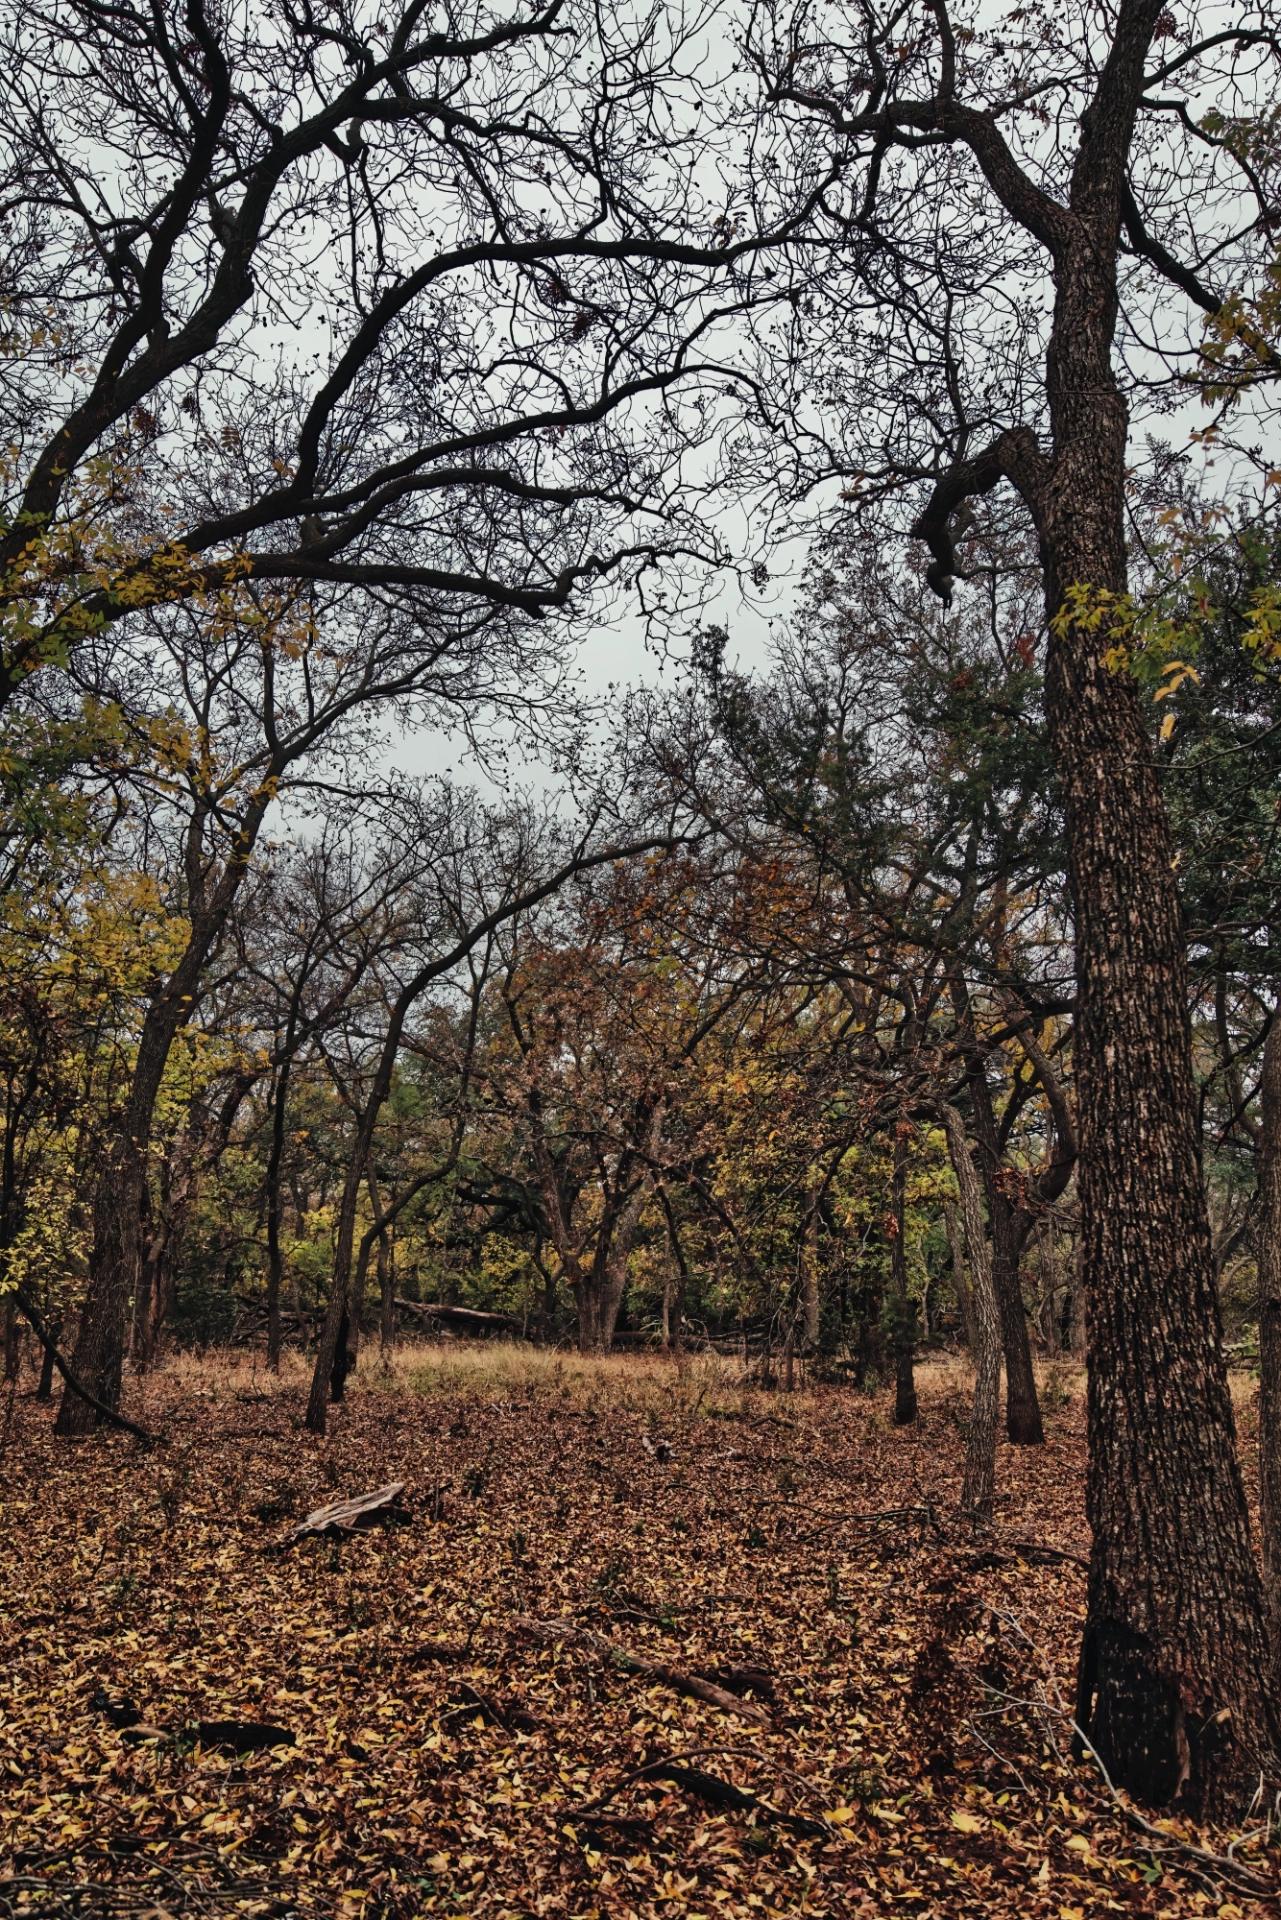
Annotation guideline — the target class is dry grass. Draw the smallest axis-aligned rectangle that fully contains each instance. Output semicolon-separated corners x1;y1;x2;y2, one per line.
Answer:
154;1336;1091;1425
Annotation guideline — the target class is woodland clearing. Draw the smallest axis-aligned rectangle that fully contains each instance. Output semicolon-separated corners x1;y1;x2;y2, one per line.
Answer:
1;1348;1275;1919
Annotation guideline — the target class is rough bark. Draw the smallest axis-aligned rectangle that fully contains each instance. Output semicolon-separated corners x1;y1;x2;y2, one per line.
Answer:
902;0;1281;1806
54;1124;151;1436
1039;24;1281;1799
1258;1014;1281;1656
574;1259;629;1355
942;1105;1001;1522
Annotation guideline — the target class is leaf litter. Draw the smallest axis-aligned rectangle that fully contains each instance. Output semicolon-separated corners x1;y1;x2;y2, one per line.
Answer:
1;1356;1275;1917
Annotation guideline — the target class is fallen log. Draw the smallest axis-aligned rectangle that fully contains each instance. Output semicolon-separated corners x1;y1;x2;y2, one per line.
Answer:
394;1300;520;1335
283;1481;408;1547
514;1616;772;1726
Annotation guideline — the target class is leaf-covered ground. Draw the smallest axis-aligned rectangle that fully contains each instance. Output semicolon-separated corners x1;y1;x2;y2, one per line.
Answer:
1;1348;1275;1918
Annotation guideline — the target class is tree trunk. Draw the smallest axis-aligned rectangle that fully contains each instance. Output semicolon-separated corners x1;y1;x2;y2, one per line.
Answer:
55;789;279;1436
992;1206;1044;1444
35;1322;58;1401
1039;1228;1064;1357
889;1131;917;1426
657;1185;688;1353
55;1128;150;1435
802;1204;821;1348
1257;1013;1281;1656
307;1140;367;1432
1068;1249;1087;1357
264;1067;292;1372
1038;59;1281;1799
950;978;1045;1443
942;1106;1001;1524
3;1294;19;1383
575;1266;626;1354
942;1198;974;1349
378;1231;395;1361
576;1280;605;1354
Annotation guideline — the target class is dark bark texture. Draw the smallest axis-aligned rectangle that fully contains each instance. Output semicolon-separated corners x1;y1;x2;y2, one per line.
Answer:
1041;25;1280;1802
1257;1014;1281;1659
903;0;1281;1806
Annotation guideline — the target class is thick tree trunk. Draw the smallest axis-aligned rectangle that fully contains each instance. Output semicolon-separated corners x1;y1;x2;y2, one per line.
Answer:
575;1268;626;1354
1257;1014;1281;1655
942;1105;1001;1523
1041;118;1280;1799
55;1129;150;1435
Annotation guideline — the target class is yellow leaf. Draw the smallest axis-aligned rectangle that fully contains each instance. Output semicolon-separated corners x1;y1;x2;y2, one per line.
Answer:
951;1810;984;1833
825;1804;857;1826
1159;712;1176;744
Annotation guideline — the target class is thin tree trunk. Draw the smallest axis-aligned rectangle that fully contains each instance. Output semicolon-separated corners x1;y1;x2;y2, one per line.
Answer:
657;1184;688;1353
802;1204;821;1348
1068;1248;1087;1356
264;1065;292;1372
943;1198;974;1349
942;1105;1001;1523
56;788;279;1436
890;1130;917;1426
1039;1226;1063;1358
35;1315;60;1400
1257;1013;1281;1656
308;1138;368;1430
949;977;1045;1443
992;1208;1044;1444
4;1294;19;1383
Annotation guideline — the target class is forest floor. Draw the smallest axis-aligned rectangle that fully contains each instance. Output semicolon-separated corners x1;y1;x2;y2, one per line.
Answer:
1;1345;1276;1920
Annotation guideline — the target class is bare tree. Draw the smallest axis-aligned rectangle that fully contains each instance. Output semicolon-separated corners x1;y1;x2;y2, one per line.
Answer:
0;0;831;709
